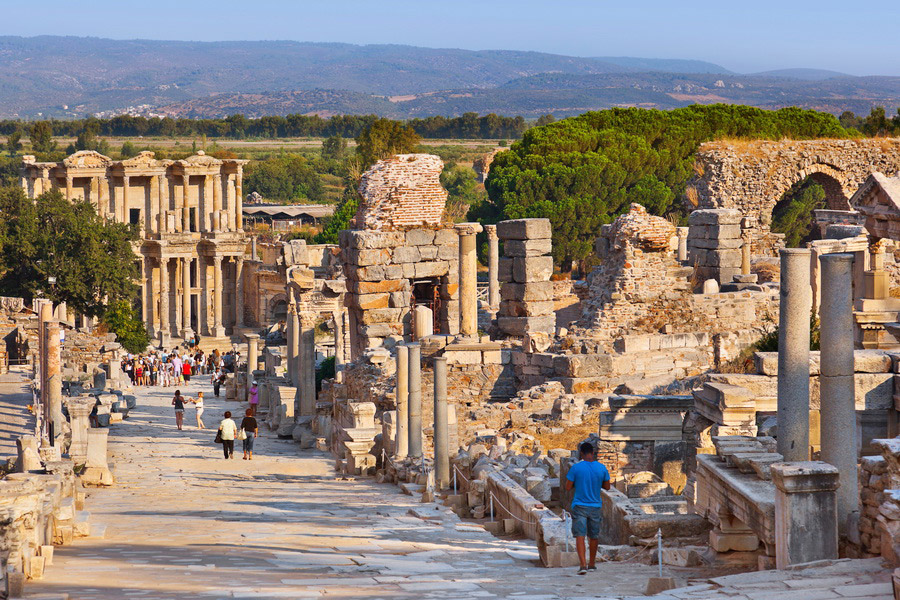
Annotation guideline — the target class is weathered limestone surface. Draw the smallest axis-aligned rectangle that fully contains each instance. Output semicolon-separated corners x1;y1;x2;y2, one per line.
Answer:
355;154;448;231
497;218;554;338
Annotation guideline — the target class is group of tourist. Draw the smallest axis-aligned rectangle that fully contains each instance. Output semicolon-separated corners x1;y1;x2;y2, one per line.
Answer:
121;348;242;390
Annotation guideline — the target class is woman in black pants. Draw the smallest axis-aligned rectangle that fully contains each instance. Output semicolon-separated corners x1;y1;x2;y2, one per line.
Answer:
217;411;238;459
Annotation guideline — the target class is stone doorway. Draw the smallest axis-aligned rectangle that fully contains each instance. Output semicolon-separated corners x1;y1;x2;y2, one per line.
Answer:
410;278;442;334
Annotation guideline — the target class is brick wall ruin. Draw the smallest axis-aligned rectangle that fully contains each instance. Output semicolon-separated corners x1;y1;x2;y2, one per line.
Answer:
354;154;448;231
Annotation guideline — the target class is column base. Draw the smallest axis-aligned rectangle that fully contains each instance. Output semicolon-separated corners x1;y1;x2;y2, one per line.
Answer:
181;328;194;341
212;325;226;338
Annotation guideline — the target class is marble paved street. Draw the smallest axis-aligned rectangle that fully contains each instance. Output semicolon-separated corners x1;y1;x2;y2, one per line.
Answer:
25;377;662;599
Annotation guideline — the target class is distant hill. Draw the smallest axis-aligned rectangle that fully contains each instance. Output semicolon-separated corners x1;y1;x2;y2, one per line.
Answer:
751;68;851;80
0;36;895;120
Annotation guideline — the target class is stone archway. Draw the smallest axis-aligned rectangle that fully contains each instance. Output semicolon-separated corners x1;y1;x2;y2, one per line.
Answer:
267;294;288;323
690;138;900;224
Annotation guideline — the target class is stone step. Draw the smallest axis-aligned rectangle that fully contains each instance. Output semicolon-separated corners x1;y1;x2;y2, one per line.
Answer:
73;511;91;537
399;482;424;496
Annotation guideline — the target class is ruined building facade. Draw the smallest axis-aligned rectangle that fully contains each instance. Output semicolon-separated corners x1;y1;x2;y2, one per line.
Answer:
20;151;249;343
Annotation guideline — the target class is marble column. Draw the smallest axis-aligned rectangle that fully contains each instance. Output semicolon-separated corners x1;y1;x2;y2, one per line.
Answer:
299;313;317;417
407;343;423;459
819;253;858;535
122;175;130;223
333;310;345;383
149;174;159;234
182;257;192;339
213;174;222;232
157;174;167;232
677;227;689;263
395;344;409;459
455;222;483;339
146;258;157;338
234;257;245;329
44;319;65;444
251;236;258;260
433;355;450;489
741;232;752;276
287;303;299;387
98;176;109;220
182;174;191;232
485;224;500;310
212;256;225;337
67;399;93;464
159;258;170;341
235;166;244;231
246;333;260;381
65;176;72;202
39;302;51;418
777;248;812;461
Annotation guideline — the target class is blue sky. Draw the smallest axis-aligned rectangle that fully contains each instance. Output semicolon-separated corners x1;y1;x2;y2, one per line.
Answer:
3;0;897;75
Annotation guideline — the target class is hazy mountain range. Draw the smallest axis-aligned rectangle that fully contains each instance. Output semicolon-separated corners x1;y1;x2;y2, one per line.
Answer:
0;36;896;120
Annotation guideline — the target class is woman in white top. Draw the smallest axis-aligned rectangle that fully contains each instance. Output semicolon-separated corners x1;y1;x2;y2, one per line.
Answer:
218;411;238;459
193;392;206;429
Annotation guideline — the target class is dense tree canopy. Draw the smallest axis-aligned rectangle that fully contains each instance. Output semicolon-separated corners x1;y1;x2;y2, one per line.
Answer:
0;187;141;317
1;112;528;141
243;154;325;203
479;104;853;269
771;179;826;248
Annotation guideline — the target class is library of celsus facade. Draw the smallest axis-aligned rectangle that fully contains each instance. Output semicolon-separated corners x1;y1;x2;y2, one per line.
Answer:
19;150;249;344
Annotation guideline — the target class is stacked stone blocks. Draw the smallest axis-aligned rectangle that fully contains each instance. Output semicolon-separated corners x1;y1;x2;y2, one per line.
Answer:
687;209;743;285
497;218;555;337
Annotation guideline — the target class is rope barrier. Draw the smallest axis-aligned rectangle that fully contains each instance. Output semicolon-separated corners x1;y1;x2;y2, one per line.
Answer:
487;490;539;526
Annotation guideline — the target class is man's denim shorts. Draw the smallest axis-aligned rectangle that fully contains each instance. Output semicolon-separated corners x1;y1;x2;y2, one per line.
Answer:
571;504;602;539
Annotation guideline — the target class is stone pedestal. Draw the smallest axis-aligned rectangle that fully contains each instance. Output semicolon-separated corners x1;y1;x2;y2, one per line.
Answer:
66;398;93;463
433;356;450;489
772;462;839;569
395;345;409;459
777;248;812;461
408;343;423;459
455;222;483;339
819;253;859;534
81;429;114;486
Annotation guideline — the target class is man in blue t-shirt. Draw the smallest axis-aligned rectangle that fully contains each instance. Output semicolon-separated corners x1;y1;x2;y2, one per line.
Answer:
565;441;611;575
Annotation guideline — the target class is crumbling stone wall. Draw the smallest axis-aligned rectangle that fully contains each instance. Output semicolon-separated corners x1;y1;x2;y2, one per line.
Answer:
687;209;743;285
691;138;900;228
354;154;448;231
497;218;555;338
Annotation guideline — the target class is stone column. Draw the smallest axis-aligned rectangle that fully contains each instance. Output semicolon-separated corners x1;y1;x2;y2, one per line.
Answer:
39;302;51;422
56;302;67;325
772;462;840;569
485;224;500;310
213;174;222;232
395;344;409;459
455;222;483;339
677;227;689;263
741;232;752;276
234;257;244;329
407;343;423;459
146;258;157;338
299;313;316;417
44;320;65;444
777;248;812;461
65;176;73;202
157;174;167;231
159;258;170;341
235;166;244;231
333;310;345;383
246;333;260;381
819;252;858;534
287;303;299;387
251;236;258;261
182;257;192;339
122;175;130;223
182;174;191;232
212;256;225;337
98;176;109;220
148;174;159;234
433;355;450;489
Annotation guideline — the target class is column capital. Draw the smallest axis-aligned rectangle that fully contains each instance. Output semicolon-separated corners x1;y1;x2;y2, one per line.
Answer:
771;461;839;493
300;312;316;327
454;222;483;236
484;224;498;239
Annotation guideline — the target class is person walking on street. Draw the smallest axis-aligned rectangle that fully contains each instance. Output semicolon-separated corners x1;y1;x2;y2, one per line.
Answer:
565;441;611;575
193;392;206;429
218;411;237;459
240;408;258;460
172;390;187;431
182;359;192;383
248;381;259;416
